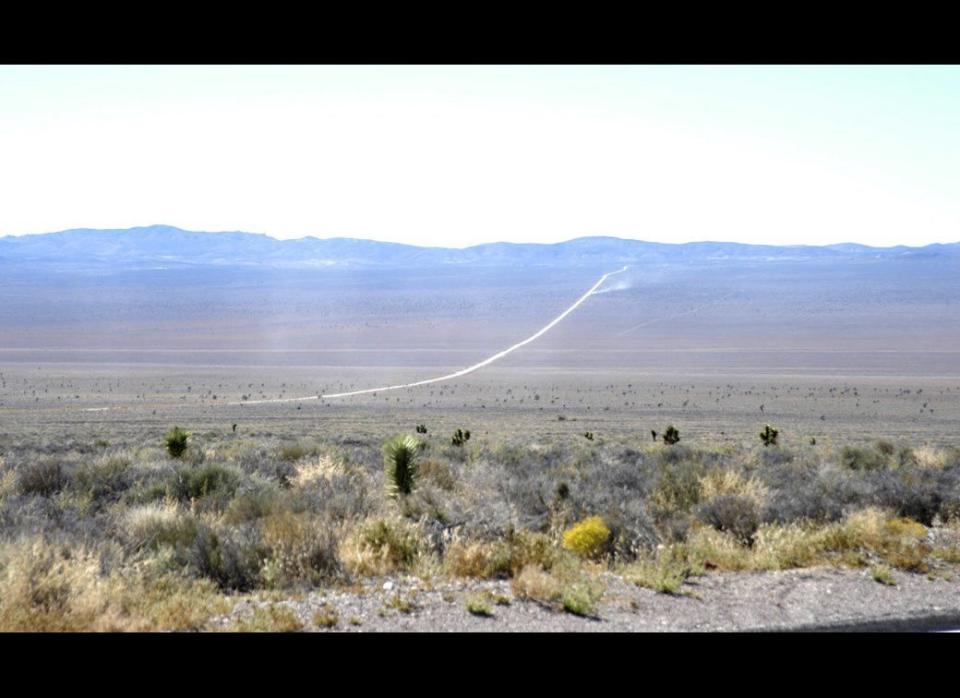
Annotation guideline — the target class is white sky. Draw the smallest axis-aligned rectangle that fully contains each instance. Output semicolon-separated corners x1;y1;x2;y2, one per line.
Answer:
2;65;958;247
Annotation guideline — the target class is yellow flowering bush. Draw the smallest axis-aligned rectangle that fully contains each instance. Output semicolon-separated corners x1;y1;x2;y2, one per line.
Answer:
562;516;611;559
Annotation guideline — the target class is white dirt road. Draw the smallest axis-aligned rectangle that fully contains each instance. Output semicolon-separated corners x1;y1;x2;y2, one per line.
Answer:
231;266;628;406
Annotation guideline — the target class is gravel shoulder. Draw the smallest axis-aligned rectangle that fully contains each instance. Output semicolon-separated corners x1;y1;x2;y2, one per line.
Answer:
215;565;960;632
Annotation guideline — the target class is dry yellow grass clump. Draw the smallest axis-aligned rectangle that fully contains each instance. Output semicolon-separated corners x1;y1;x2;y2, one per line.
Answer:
511;556;604;616
698;470;769;507
0;537;229;631
290;455;345;488
912;446;948;470
339;516;426;577
622;507;936;595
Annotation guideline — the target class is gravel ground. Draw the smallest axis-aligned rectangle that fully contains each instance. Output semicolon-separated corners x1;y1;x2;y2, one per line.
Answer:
214;565;960;632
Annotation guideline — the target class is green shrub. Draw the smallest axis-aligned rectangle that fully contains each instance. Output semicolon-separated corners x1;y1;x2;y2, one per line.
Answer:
18;460;68;497
652;459;705;516
165;427;190;459
696;494;760;545
662;426;680;445
383;435;422;497
168;465;240;503
759;424;779;447
465;594;493;617
876;440;895;456
279;443;308;462
75;454;132;503
561;580;604;617
840;446;887;471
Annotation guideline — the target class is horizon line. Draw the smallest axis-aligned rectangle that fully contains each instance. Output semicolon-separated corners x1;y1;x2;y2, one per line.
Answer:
3;223;958;251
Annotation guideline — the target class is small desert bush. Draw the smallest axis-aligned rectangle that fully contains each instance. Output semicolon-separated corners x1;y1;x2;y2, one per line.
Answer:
871;564;896;586
290;455;344;489
444;539;500;579
221;485;283;524
444;529;565;580
912;446;949;470
651;459;707;517
695;495;761;545
18;460;68;497
339;517;424;576
876;440;896;457
124;502;200;551
167;464;240;505
620;546;701;595
418;459;456;491
561;579;605;617
662;426;680;445
187;525;265;592
74;453;133;504
562;516;611;560
165;427;190;459
278;442;309;462
699;469;769;507
232;604;303;632
259;511;342;588
465;593;493;617
511;556;603;616
840;446;887;471
0;469;16;501
313;603;339;628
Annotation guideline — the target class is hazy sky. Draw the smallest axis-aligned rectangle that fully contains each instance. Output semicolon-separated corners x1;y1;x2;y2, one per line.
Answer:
2;65;958;247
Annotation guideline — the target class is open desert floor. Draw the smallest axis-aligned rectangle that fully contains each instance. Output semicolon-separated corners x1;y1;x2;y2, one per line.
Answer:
1;359;959;632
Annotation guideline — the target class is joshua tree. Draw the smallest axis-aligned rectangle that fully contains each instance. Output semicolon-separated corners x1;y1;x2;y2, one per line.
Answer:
583;431;594;441
383;435;423;498
662;425;680;445
165;426;190;459
759;424;779;447
451;428;471;447
415;424;428;434
651;429;658;442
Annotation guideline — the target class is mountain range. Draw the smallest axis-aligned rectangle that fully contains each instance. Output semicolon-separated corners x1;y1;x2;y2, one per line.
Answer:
2;225;958;270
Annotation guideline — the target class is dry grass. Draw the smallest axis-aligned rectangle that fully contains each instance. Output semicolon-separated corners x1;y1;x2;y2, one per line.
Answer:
620;546;703;595
338;517;425;577
872;565;896;586
0;537;229;631
511;556;604;616
698;470;769;507
444;539;501;579
0;468;17;501
912;446;948;470
259;510;341;587
290;455;344;489
231;603;303;632
443;530;564;580
418;459;456;491
656;507;932;575
313;603;339;628
465;593;493;616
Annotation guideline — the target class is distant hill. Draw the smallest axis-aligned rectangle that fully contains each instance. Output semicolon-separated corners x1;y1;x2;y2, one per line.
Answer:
2;225;957;270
